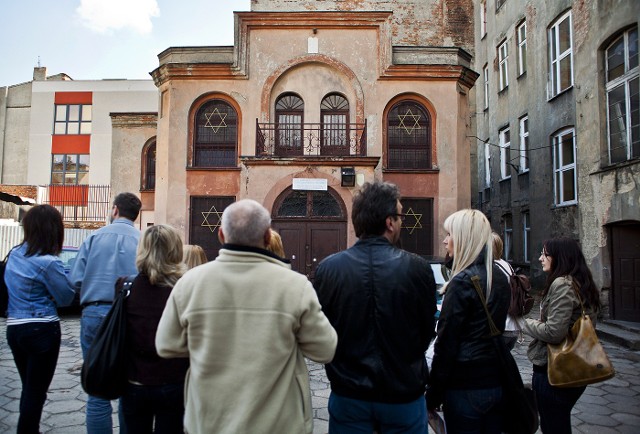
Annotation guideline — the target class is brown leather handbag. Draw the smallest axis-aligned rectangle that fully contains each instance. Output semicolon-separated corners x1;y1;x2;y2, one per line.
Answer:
547;282;615;388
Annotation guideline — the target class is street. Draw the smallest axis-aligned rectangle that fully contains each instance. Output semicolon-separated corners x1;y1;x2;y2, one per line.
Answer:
1;315;639;433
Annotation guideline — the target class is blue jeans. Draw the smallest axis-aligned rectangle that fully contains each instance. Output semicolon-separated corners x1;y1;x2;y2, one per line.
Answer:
443;386;502;434
81;304;126;434
7;321;61;434
121;382;185;434
532;370;585;434
328;392;428;434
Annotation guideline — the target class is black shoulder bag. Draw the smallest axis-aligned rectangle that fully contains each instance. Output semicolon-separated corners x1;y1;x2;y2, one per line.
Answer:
470;275;539;434
0;250;11;318
81;276;134;400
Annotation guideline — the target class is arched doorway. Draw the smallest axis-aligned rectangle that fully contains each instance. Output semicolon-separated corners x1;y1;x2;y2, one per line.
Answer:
271;187;347;279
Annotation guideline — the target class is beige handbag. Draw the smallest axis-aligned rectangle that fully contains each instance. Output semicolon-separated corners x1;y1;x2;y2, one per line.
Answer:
547;282;615;388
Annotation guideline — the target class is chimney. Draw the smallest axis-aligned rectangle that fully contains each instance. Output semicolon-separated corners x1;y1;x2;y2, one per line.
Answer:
33;67;47;81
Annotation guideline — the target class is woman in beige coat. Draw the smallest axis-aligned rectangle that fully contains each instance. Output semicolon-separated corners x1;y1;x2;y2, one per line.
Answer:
523;237;600;434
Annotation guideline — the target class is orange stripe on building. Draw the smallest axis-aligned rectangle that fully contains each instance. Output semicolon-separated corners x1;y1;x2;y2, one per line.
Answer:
52;135;90;154
54;92;93;104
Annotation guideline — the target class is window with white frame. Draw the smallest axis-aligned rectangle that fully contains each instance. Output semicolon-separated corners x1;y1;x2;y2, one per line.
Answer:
517;21;527;76
500;127;511;179
499;40;509;91
548;11;574;98
504;214;513;261
522;211;530;263
519;116;529;172
606;26;639;164
485;141;491;187
54;104;92;135
480;1;487;38
483;64;490;109
553;128;577;205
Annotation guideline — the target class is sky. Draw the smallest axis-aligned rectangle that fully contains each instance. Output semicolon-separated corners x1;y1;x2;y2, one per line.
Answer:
1;0;252;87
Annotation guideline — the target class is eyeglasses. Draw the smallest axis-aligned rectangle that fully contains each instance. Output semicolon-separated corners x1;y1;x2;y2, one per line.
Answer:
391;213;407;222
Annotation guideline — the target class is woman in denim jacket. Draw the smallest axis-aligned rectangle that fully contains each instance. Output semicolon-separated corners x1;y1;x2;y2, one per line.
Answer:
5;205;76;434
524;237;600;434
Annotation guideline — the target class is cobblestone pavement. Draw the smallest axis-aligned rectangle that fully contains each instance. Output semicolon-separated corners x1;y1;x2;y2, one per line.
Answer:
1;315;639;433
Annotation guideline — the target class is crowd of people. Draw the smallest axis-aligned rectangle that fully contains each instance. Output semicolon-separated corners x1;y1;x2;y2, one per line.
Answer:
2;182;600;434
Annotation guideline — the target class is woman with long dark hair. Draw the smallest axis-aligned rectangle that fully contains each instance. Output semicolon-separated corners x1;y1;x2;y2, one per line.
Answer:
5;205;76;434
524;237;601;434
120;224;189;433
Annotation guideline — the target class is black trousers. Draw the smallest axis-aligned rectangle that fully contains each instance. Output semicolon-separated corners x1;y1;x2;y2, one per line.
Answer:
7;321;61;434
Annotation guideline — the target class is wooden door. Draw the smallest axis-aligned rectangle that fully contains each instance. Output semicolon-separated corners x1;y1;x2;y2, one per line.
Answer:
272;221;346;279
611;223;640;322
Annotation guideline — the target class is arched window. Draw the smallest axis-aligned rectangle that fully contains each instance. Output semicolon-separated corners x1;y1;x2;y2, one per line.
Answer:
386;101;431;169
141;139;156;190
321;93;349;155
275;93;304;156
194;99;238;167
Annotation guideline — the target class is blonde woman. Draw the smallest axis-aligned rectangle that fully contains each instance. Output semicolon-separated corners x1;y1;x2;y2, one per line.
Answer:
266;228;286;258
427;209;511;433
121;225;189;433
183;244;208;269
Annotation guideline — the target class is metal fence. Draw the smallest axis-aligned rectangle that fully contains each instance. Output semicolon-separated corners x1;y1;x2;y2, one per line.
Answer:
38;185;112;224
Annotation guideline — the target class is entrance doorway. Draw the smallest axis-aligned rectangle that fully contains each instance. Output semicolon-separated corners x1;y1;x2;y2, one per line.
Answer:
611;222;640;322
271;187;347;279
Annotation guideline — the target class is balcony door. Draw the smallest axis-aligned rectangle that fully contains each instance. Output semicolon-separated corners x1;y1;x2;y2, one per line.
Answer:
321;94;349;156
275;94;304;156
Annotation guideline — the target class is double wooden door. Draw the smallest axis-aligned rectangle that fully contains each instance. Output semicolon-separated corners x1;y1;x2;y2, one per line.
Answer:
271;221;346;280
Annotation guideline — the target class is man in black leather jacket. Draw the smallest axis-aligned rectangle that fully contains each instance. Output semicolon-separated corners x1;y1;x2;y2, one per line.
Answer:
315;181;437;433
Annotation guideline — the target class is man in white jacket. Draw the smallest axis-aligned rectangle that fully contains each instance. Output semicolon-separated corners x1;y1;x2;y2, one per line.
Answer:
156;199;337;434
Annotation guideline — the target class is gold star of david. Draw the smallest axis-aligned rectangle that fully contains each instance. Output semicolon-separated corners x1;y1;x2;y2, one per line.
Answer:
201;205;224;233
397;109;421;135
204;108;228;133
401;207;423;235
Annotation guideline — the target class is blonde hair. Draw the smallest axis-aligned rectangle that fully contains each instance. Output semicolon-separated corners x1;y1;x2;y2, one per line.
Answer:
183;244;208;269
442;209;494;297
491;232;504;260
266;229;285;257
136;224;186;288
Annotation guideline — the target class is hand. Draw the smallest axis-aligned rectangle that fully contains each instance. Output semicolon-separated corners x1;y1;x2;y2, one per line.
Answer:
425;385;444;411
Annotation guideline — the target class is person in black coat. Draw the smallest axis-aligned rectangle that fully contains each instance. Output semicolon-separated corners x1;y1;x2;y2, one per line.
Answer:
428;209;511;434
121;224;189;434
315;181;437;433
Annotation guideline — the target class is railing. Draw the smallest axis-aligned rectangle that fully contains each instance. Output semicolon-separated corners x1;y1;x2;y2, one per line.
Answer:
256;120;367;157
39;184;112;224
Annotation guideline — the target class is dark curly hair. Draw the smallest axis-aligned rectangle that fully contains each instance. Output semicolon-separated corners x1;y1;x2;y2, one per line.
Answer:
113;192;142;221
351;181;400;238
542;237;601;310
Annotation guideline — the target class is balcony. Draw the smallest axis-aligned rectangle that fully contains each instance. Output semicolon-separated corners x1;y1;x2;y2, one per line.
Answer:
256;120;367;158
39;185;112;226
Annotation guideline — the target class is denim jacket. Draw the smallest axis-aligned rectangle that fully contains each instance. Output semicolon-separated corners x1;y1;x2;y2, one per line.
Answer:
5;243;76;319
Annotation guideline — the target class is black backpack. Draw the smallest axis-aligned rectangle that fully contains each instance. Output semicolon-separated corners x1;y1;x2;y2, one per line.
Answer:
496;262;534;317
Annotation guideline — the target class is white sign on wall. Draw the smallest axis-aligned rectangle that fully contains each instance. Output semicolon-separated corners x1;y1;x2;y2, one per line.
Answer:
292;178;327;191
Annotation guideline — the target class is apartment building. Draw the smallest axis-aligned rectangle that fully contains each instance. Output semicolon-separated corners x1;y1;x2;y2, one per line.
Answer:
474;0;639;321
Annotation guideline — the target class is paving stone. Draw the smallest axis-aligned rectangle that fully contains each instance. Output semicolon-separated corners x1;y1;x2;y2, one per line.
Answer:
2;316;640;433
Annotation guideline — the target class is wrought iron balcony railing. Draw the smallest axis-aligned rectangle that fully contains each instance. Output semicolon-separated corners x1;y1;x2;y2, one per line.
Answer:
256;120;367;157
39;184;112;223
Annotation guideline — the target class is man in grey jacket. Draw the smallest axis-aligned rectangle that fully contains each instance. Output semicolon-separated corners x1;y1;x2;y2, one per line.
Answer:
156;199;337;434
